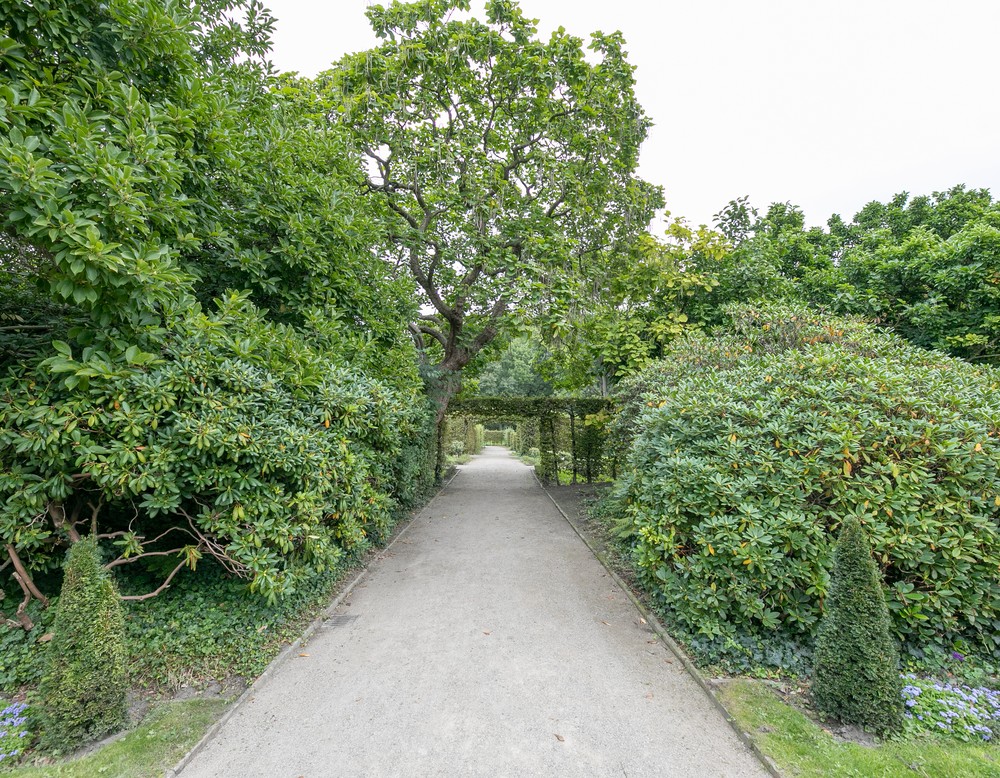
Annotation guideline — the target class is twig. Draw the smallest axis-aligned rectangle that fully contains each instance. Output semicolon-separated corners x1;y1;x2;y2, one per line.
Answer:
120;557;189;601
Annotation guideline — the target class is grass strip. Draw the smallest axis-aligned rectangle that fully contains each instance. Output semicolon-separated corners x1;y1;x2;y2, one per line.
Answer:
8;699;227;778
717;679;999;778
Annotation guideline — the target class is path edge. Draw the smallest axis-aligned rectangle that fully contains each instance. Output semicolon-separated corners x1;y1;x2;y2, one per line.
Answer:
166;468;464;777
535;474;783;778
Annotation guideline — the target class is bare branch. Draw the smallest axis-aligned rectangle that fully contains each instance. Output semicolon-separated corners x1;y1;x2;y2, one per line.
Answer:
48;501;81;543
7;575;34;630
471;297;508;354
120;556;189;601
106;548;189;569
5;544;49;608
413;323;448;350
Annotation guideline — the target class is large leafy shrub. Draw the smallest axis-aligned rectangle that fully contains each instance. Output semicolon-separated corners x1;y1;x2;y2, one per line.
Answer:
812;516;902;734
1;295;432;601
0;0;431;611
613;303;1000;666
37;537;127;751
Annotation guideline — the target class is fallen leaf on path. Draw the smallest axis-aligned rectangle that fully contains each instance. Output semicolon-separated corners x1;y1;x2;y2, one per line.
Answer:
554;734;565;742
600;620;610;626
298;653;310;657
483;630;492;635
645;692;654;699
639;617;647;625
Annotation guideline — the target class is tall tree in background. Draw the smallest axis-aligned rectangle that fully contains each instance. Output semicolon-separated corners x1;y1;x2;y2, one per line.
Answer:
542;224;724;392
327;0;660;417
832;186;1000;362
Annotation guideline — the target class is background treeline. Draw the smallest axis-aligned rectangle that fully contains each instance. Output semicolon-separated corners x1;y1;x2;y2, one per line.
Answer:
538;185;1000;391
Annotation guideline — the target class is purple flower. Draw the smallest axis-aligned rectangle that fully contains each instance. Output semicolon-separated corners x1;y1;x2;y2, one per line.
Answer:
950;651;965;661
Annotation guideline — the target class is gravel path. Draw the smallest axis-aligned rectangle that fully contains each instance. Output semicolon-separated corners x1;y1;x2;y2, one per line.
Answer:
178;446;768;777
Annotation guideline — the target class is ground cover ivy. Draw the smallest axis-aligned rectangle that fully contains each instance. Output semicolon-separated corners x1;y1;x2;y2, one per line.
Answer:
610;303;1000;669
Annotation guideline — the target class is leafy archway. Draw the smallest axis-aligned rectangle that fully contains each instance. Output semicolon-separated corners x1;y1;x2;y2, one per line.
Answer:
446;397;612;484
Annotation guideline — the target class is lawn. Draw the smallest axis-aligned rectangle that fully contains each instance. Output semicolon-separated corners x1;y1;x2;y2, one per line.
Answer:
8;699;226;778
718;679;1000;778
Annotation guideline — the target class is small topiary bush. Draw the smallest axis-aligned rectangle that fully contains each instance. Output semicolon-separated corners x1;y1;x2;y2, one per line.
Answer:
812;516;902;734
612;303;1000;667
37;538;127;752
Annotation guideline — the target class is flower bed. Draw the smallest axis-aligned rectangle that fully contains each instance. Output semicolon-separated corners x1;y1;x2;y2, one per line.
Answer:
0;701;29;766
901;677;1000;742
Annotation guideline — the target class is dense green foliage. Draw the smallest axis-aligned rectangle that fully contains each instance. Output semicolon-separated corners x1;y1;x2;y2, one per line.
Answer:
707;186;1000;364
611;304;1000;669
544;224;723;390
0;0;432;613
0;555;370;698
37;538;127;751
473;337;553;398
812;517;903;734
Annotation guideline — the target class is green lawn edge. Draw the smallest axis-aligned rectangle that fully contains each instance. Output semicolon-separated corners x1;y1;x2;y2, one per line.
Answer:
717;679;1000;778
6;699;227;778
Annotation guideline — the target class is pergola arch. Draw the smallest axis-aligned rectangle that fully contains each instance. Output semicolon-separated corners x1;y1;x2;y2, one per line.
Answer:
445;397;613;484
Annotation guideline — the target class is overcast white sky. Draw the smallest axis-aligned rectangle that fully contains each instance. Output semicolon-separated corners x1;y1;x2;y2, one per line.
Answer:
262;0;999;229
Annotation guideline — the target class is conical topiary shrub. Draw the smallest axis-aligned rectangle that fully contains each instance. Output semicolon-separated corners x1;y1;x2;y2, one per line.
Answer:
812;516;903;734
37;537;128;751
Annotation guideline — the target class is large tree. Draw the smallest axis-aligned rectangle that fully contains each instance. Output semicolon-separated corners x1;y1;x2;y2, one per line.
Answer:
327;0;661;415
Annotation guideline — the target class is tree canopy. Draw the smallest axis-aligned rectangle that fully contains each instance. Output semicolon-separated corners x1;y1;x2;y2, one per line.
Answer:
325;0;661;410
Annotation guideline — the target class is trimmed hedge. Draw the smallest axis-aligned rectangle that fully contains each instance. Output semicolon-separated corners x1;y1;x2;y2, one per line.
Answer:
812;516;903;734
612;303;1000;666
38;538;127;751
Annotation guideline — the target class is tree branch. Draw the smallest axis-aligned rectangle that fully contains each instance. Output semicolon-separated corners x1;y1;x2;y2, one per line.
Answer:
105;548;190;570
119;557;189;601
5;544;49;608
7;574;34;631
412;323;448;350
48;501;81;543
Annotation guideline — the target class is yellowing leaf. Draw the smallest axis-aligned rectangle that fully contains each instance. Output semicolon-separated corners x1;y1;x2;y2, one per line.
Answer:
843;460;852;476
707;544;715;555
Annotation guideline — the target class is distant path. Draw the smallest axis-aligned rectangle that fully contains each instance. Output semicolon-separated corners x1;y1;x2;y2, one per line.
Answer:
179;447;767;777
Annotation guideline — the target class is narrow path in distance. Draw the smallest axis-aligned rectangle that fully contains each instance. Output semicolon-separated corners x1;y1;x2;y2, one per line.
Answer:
179;447;767;777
